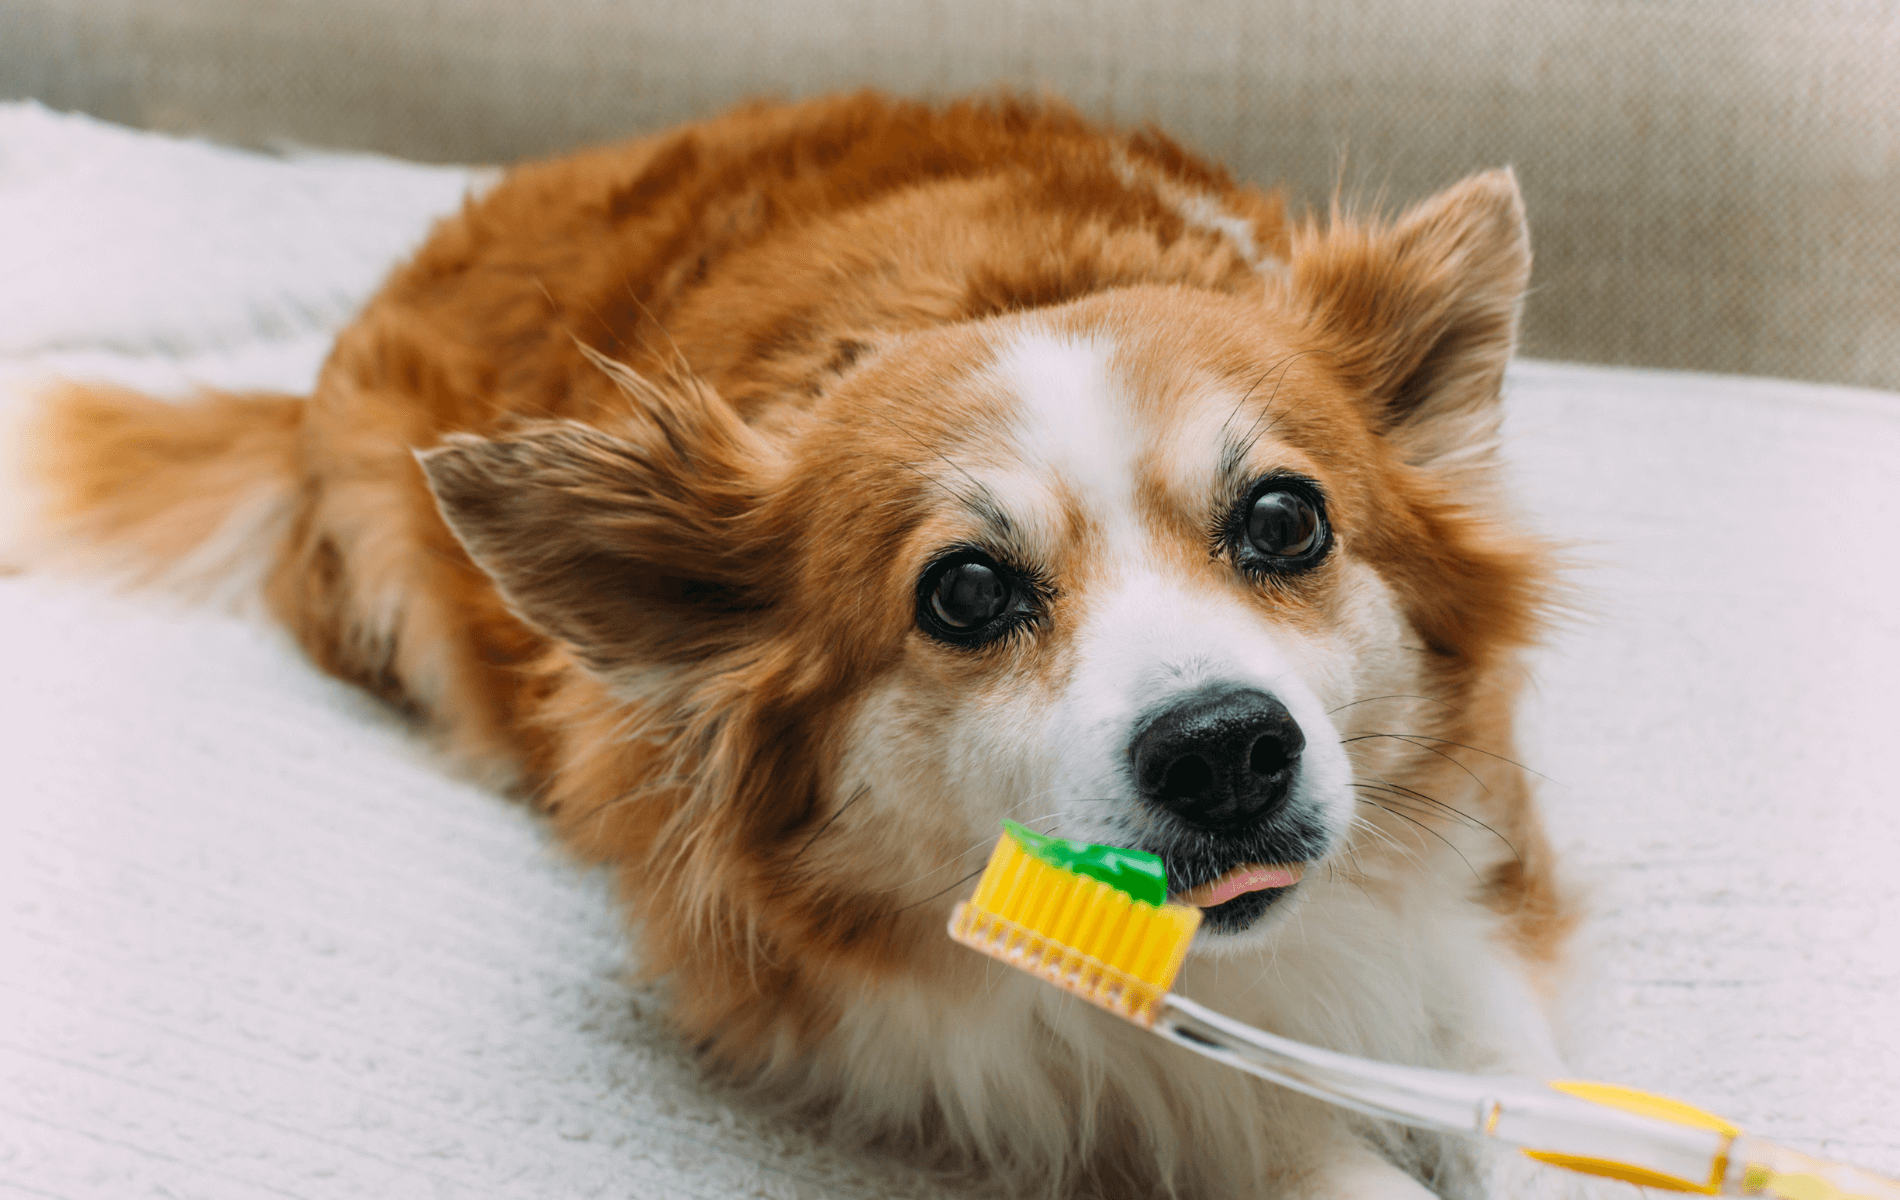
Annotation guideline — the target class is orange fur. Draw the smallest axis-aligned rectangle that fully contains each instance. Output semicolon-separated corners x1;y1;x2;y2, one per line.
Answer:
26;92;1577;1197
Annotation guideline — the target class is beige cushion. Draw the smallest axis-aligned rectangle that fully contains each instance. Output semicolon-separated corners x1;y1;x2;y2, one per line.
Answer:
5;0;1896;391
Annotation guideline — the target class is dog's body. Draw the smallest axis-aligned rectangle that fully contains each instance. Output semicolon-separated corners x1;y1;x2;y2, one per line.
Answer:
16;93;1579;1198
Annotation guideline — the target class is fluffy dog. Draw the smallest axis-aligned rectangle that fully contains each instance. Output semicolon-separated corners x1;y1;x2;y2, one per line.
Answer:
16;93;1576;1198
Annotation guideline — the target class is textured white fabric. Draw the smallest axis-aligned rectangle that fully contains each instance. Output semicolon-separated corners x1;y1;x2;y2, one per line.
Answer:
1505;362;1900;1174
1;104;1896;1199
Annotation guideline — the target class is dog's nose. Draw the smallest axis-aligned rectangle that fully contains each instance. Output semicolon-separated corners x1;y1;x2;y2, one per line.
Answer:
1130;687;1305;831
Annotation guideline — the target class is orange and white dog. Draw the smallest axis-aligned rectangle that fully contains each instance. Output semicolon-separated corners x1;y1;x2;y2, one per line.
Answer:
15;94;1578;1198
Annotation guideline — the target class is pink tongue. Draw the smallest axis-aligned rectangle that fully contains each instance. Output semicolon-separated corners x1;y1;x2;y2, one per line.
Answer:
1173;863;1305;908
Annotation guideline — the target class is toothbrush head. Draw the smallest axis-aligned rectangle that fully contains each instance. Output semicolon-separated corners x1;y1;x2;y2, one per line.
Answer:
947;822;1201;1025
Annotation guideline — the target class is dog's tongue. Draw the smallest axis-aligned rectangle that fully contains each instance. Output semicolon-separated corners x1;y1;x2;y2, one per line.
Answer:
1172;863;1304;908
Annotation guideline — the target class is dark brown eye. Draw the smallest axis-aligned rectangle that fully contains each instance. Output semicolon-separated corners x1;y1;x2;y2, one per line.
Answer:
929;560;1010;631
1246;488;1320;558
917;548;1048;648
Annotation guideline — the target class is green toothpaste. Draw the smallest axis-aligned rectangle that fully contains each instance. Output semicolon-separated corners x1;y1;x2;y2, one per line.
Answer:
1002;820;1168;907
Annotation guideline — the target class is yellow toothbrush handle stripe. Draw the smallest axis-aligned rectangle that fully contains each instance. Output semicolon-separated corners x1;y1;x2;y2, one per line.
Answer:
1514;1081;1737;1193
1519;1153;1716;1193
1546;1080;1741;1137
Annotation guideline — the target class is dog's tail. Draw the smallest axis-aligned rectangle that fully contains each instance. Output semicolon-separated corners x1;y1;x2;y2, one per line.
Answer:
3;380;306;607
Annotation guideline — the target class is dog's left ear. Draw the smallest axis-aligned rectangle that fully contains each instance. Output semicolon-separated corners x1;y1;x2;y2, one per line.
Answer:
1287;169;1530;475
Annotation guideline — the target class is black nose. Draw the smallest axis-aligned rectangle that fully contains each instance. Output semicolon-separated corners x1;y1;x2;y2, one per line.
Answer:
1130;687;1305;831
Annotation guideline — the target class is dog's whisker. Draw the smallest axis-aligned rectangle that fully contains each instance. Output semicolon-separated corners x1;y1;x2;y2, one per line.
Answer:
1344;730;1555;782
884;865;989;915
1219;365;1280;447
1347;812;1427;870
1343;763;1489;829
1351;777;1521;862
1232;349;1329;462
1355;792;1460;834
861;407;990;511
1337;847;1378;902
1355;801;1484;883
1341;731;1493;794
784;783;872;869
1326;693;1462;717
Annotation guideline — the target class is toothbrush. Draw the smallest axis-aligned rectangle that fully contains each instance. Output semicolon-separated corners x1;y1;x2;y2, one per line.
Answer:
948;821;1900;1200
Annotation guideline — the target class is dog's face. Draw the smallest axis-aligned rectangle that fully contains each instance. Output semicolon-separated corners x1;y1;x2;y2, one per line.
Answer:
421;168;1545;978
818;296;1381;946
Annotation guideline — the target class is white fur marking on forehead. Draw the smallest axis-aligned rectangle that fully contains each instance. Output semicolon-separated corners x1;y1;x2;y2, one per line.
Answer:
992;331;1139;542
1108;150;1281;274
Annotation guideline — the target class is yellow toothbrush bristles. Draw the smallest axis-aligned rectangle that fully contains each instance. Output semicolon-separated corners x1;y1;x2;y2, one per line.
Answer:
947;831;1202;1025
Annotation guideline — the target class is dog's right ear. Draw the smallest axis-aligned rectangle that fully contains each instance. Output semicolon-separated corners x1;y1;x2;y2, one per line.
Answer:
416;370;773;680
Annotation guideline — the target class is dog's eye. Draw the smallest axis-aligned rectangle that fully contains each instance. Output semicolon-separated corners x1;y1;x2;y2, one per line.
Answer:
1227;477;1330;574
1246;489;1320;557
917;552;1035;646
930;560;1009;630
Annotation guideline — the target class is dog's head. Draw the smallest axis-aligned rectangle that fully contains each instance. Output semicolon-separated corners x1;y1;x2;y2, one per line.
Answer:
420;169;1547;985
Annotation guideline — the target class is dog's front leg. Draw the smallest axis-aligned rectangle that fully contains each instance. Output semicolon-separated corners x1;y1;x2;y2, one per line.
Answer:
1286;1132;1440;1200
1423;952;1623;1199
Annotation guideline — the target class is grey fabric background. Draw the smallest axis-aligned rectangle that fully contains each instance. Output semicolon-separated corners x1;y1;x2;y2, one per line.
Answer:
3;0;1897;391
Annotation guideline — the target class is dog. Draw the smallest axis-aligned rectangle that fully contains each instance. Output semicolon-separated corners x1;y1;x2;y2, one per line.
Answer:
14;92;1579;1198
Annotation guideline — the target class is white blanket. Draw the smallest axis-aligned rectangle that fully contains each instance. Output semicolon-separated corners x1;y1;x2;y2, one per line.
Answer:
2;102;1895;1198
